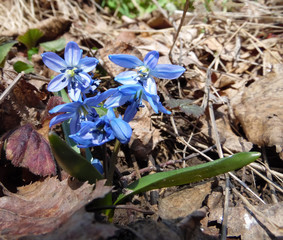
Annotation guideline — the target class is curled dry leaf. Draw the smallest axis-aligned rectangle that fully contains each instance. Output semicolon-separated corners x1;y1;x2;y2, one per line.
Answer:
0;178;112;239
5;124;56;177
232;65;283;153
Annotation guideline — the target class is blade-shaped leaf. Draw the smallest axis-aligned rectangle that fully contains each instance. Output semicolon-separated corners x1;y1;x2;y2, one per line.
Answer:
48;132;103;183
0;40;17;67
115;152;261;204
40;38;66;52
18;29;44;49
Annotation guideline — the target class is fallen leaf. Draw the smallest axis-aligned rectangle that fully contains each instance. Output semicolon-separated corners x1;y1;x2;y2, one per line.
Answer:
5;124;56;177
207;202;283;239
158;181;211;220
0;178;112;239
232;65;283;153
98;40;142;77
129;103;162;160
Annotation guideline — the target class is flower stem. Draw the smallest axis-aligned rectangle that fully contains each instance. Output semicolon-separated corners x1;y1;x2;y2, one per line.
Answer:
107;139;121;185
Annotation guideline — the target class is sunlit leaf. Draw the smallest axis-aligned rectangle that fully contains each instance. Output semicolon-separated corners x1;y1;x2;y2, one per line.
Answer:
27;47;38;60
18;28;44;49
0;40;17;67
40;38;66;52
115;152;261;204
13;61;34;73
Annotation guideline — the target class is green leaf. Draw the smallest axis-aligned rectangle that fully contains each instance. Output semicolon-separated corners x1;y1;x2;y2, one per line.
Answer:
27;47;39;61
48;132;103;183
165;98;204;118
40;38;66;52
115;152;261;204
18;29;44;49
0;40;17;67
13;61;34;73
94;105;108;117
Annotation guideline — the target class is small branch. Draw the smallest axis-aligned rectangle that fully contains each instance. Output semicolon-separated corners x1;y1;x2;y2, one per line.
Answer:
87;204;154;215
0;72;24;105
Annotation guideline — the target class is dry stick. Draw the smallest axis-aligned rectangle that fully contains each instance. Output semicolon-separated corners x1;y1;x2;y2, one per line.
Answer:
224;147;283;194
168;0;191;63
0;72;24;105
231;184;283;238
250;162;283;183
206;70;229;240
175;136;266;204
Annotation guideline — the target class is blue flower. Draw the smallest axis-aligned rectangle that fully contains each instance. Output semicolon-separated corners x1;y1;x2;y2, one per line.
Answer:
42;41;99;101
104;84;170;122
49;92;111;134
108;51;185;96
69;108;132;147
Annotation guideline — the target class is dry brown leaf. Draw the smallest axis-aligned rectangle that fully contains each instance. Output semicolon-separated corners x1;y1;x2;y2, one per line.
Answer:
0;178;112;239
158;181;211;220
26;208;118;240
5;124;56;177
207;202;283;239
98;41;142;77
129;103;162;160
201;105;253;153
232;65;283;153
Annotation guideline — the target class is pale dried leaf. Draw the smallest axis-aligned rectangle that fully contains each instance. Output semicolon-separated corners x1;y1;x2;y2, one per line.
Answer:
232;66;283;151
0;178;111;238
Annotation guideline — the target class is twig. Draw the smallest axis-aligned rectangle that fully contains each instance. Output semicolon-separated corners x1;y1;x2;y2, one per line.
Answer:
169;0;191;63
0;72;24;105
87;204;154;215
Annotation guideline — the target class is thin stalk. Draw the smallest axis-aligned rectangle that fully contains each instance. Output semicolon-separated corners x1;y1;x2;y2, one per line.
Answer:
107;139;121;185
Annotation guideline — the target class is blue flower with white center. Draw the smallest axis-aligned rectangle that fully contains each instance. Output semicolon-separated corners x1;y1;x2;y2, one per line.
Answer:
69;108;132;148
49;92;112;134
42;41;99;101
108;51;186;96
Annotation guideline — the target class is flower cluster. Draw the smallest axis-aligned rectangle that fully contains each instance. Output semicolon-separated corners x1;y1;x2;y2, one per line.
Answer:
43;41;185;149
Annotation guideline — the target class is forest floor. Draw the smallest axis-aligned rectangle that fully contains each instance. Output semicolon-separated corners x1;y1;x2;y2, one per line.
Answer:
0;0;283;239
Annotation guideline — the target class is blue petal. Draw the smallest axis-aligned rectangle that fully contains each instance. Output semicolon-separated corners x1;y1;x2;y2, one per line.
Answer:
77;72;92;88
64;41;82;67
152;95;171;114
143;51;159;70
143;77;157;96
118;84;143;95
69;113;81;134
41;52;67;72
108;54;143;68
68;83;82;102
91;158;104;174
104;92;132;108
78;57;99;72
124;100;139;122
115;71;139;85
150;64;185;79
49;113;73;128
49;102;82;114
47;74;69;92
110;118;132;144
107;108;116;120
85;89;117;107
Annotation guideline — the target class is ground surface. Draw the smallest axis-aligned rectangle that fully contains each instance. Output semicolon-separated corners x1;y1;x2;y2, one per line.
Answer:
0;0;283;239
